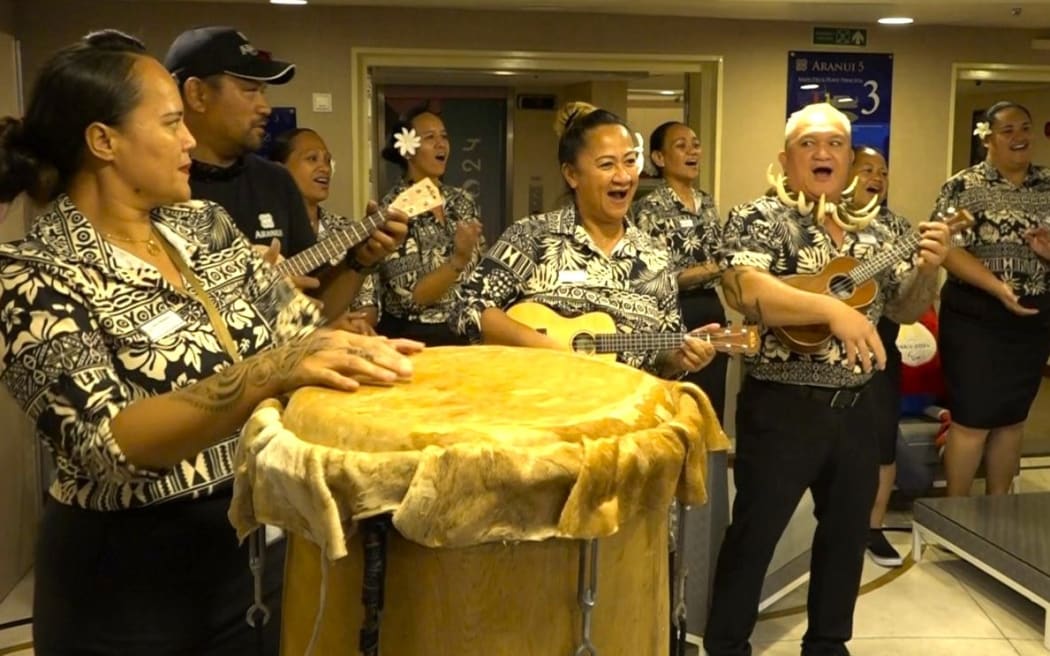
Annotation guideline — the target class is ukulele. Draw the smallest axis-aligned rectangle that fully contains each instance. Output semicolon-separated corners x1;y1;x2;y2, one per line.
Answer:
506;301;760;362
275;178;443;278
775;209;974;353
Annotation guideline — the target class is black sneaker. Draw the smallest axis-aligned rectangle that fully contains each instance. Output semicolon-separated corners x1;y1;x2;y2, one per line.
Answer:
867;528;903;568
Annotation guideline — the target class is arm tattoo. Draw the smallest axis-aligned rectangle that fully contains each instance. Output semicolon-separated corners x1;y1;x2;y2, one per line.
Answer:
720;269;765;324
171;333;325;413
678;263;723;289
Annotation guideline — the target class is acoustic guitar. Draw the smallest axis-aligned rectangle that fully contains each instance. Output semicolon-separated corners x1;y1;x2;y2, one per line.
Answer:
275;178;443;278
506;301;760;362
775;210;974;353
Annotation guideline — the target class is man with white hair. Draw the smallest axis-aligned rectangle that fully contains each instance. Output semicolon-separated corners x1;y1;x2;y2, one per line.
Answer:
703;103;950;656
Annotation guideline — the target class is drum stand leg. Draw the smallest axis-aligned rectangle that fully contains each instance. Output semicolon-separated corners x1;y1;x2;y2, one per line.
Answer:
359;516;391;656
574;539;600;656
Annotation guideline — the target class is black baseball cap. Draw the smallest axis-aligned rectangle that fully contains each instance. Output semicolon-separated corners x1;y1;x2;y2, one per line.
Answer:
164;26;295;86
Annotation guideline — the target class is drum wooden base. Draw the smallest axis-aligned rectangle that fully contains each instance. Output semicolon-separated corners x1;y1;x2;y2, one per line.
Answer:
282;511;669;655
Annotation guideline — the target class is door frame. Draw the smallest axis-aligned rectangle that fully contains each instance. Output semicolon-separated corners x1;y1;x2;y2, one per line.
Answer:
350;47;723;211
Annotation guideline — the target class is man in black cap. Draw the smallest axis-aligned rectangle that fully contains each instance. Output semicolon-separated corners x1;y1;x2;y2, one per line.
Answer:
165;26;405;314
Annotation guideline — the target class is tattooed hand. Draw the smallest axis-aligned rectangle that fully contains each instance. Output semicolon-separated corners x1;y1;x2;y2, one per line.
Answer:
281;330;424;393
172;330;424;413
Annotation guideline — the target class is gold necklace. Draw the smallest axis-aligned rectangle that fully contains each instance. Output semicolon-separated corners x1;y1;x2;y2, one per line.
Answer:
104;227;160;256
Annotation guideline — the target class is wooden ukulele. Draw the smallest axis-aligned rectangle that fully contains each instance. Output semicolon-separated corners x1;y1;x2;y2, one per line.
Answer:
275;178;443;278
775;210;974;353
506;301;760;362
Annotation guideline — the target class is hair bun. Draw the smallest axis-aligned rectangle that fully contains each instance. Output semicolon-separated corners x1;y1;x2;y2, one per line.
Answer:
82;29;146;53
554;101;597;140
0;116;57;203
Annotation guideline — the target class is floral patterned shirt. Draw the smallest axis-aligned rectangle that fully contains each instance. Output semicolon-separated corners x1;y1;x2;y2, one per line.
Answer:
722;196;915;388
933;161;1050;297
631;181;723;289
0;195;320;510
372;180;485;324
317;205;378;311
449;205;681;375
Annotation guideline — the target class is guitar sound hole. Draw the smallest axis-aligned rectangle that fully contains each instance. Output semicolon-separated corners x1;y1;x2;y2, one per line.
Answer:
828;274;855;299
571;334;597;354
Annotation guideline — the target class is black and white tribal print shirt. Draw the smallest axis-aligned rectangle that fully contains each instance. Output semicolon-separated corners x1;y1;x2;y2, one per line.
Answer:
450;204;682;375
317;205;379;310
723;196;915;388
933;161;1050;297
631;181;723;289
371;179;485;324
0;195;320;510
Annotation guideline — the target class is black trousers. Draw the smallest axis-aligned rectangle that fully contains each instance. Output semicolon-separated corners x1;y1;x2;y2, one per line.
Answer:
33;491;283;656
704;378;879;656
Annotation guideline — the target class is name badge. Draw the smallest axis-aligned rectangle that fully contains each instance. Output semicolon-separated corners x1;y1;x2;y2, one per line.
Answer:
139;311;187;341
558;269;588;284
678;218;695;229
857;231;878;245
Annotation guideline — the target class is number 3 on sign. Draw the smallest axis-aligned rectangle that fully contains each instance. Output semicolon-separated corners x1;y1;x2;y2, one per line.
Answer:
861;80;880;116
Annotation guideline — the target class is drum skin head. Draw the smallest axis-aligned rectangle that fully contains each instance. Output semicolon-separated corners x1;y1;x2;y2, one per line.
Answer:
232;345;729;553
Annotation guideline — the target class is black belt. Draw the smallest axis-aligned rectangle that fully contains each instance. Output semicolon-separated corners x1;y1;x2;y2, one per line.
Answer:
679;286;719;300
750;378;867;409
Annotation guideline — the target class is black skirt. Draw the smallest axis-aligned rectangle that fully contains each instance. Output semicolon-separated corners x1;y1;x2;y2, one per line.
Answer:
867;317;903;465
680;287;729;424
33;489;283;656
376;313;469;346
939;281;1050;429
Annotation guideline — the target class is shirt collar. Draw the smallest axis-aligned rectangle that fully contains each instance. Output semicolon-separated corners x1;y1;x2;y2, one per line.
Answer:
653;179;702;214
549;204;648;257
31;195;201;282
979;160;1047;187
190;157;246;182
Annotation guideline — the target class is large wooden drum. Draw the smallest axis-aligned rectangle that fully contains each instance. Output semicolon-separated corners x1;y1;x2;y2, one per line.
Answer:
230;345;728;656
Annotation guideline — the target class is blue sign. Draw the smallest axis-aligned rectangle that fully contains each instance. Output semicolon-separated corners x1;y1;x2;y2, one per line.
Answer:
258;106;298;158
787;51;893;159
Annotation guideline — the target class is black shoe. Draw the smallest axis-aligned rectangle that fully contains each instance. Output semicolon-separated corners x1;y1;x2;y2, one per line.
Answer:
801;643;850;656
867;528;903;568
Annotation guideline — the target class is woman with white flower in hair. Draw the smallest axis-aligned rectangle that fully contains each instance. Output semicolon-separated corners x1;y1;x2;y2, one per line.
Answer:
370;104;485;345
449;101;717;378
934;100;1050;497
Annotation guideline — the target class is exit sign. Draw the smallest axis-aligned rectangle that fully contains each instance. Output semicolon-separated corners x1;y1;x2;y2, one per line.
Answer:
813;26;868;47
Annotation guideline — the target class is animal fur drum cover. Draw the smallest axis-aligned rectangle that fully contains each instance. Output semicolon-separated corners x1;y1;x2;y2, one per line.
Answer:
229;345;729;655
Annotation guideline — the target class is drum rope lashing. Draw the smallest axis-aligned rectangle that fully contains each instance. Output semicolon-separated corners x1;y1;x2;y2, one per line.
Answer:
574;539;600;656
359;515;391;656
671;503;690;656
245;528;270;656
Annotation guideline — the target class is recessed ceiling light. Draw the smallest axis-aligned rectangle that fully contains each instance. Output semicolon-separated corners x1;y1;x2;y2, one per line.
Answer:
271;0;307;5
878;16;913;25
800;83;820;90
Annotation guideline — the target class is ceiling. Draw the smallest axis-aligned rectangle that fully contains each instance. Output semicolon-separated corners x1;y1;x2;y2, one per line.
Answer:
956;79;1050;96
164;0;1050;29
373;67;683;89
